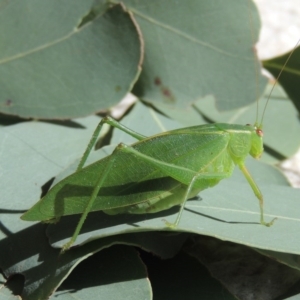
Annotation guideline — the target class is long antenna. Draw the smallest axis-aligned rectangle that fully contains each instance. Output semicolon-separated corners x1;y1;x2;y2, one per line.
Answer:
259;39;300;127
247;0;259;125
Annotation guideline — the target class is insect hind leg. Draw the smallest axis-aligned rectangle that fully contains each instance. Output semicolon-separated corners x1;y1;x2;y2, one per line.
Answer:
77;116;147;171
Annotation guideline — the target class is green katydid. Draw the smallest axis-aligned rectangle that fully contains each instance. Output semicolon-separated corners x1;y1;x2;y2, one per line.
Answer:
22;113;275;251
20;26;299;254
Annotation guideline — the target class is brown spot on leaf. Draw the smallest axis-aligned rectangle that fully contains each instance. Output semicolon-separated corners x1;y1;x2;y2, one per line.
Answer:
161;87;175;103
162;88;171;97
153;77;175;103
154;77;161;86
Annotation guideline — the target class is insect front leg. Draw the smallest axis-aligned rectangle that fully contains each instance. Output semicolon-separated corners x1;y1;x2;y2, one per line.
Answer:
77;116;147;171
238;163;277;227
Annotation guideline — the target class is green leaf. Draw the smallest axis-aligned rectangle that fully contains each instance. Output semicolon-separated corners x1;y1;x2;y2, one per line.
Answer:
126;0;267;111
0;1;142;118
54;245;151;300
263;45;300;115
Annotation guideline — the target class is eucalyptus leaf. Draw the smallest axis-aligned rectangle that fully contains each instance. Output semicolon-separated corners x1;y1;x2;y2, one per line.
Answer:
54;245;151;300
0;1;142;118
125;0;267;111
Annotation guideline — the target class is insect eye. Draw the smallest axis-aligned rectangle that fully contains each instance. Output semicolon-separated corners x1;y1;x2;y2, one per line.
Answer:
256;128;263;137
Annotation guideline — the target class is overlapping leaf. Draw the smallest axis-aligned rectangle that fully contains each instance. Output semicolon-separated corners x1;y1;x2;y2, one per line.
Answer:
0;1;142;118
125;0;267;111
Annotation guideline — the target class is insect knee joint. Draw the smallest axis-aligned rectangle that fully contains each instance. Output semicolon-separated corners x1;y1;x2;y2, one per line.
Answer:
116;143;127;150
101;116;111;123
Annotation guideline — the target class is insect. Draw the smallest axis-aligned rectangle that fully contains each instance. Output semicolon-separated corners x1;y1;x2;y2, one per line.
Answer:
21;111;278;251
20;19;298;254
